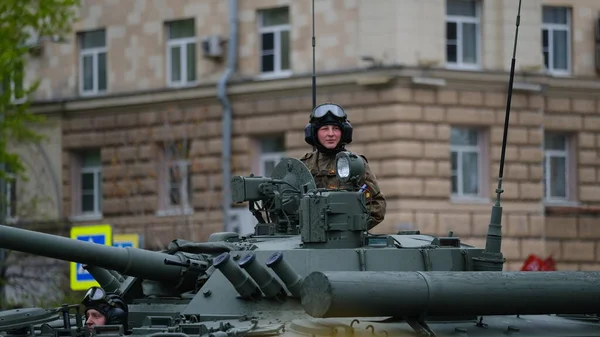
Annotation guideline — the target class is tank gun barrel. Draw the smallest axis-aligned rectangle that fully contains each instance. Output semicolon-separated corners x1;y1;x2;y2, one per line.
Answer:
0;225;195;284
301;271;600;318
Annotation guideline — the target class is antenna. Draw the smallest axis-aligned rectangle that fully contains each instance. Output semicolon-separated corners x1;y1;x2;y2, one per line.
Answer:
311;0;316;109
473;0;522;272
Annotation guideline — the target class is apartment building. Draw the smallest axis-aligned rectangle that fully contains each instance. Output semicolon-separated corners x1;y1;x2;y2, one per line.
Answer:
8;0;600;270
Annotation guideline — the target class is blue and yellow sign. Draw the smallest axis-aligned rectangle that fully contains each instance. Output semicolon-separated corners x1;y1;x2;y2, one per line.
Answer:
113;233;140;249
69;224;112;291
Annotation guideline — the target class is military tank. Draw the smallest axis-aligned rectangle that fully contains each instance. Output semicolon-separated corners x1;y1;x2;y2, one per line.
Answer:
1;146;600;337
2;0;600;335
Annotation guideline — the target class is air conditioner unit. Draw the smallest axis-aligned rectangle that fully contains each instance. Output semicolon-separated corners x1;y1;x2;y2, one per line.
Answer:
24;34;44;57
201;35;223;58
28;42;44;57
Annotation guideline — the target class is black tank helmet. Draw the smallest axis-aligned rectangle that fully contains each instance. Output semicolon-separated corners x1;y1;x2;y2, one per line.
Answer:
304;103;353;155
82;287;129;331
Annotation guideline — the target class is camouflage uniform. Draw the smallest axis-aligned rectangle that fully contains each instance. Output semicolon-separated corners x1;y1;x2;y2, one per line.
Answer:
300;150;387;230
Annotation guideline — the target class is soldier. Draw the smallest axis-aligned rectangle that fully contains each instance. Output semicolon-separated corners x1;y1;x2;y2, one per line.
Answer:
81;286;129;334
300;102;386;229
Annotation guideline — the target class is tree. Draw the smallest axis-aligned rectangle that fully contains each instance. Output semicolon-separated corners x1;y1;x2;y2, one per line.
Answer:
0;0;79;179
0;0;81;309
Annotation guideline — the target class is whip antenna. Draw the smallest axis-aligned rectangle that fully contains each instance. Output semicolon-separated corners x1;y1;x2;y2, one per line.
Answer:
311;0;316;109
473;0;522;271
498;0;522;183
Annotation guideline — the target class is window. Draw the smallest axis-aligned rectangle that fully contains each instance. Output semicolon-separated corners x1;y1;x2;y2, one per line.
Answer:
258;136;285;177
159;140;192;215
542;7;570;74
227;208;256;235
446;0;481;69
543;133;570;201
79;29;107;95
76;151;102;217
166;19;196;87
450;127;482;198
258;7;290;76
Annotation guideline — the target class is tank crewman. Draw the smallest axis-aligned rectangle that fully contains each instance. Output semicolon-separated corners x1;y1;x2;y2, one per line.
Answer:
300;103;387;229
81;286;129;334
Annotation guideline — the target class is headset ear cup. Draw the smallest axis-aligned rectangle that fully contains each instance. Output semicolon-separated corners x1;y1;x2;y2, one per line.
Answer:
341;121;353;144
304;123;315;145
106;308;128;330
108;308;126;321
104;294;128;330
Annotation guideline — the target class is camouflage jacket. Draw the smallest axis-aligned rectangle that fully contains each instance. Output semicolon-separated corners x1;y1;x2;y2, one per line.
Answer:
299;150;387;230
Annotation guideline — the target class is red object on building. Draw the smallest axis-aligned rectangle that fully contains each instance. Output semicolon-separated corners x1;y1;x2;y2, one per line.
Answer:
520;254;557;271
541;255;557;271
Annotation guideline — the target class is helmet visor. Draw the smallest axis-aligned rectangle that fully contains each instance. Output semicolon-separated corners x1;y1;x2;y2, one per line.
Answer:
311;103;346;119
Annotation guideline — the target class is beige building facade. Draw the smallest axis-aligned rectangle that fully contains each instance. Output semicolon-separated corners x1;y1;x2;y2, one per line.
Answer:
5;115;63;225
11;0;600;270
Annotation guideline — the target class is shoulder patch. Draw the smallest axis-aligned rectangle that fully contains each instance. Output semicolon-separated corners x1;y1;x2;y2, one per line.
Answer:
299;152;314;161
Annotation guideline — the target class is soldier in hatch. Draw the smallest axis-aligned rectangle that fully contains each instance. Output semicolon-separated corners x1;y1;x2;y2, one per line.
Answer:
300;103;387;229
81;286;129;334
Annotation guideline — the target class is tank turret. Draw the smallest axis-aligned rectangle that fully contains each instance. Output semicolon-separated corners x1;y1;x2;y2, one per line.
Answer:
230;153;371;249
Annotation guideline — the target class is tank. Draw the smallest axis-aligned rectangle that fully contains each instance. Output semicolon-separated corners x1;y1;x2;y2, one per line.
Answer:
1;152;600;337
2;0;600;336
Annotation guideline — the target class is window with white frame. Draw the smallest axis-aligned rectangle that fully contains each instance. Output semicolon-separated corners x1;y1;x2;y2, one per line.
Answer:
258;7;290;75
166;19;196;86
258;136;285;177
542;6;570;74
450;127;482;197
446;0;480;69
79;151;102;216
543;133;569;201
79;29;107;95
161;140;192;212
227;207;256;235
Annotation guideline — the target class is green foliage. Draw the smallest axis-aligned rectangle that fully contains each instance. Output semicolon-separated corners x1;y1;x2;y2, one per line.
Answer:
0;0;80;179
0;0;80;308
